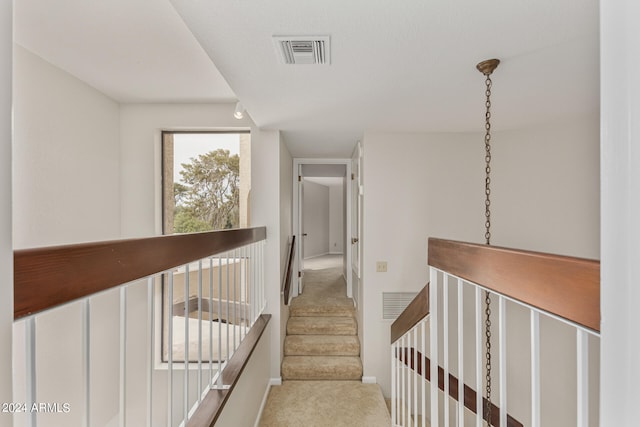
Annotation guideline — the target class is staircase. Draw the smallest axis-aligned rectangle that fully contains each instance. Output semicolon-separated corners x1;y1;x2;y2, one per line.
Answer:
281;267;362;380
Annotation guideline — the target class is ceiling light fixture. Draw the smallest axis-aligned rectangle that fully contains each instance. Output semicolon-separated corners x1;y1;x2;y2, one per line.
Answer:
233;102;245;119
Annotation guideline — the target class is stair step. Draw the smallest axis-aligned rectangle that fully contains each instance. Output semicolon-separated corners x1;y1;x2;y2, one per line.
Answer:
281;356;363;380
290;299;356;318
286;316;357;336
284;335;360;356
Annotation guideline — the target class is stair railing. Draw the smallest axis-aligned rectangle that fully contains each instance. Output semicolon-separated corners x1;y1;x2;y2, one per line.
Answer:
13;227;268;427
390;238;600;427
282;235;296;305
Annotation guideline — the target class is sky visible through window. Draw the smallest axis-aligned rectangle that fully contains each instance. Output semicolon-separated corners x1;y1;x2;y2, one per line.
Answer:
173;133;240;184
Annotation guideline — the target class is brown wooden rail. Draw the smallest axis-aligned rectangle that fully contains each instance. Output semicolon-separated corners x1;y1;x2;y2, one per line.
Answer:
282;235;296;305
390;284;429;343
14;227;267;319
428;238;600;332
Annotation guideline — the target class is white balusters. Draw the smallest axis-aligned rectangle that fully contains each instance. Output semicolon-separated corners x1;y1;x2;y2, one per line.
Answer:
531;311;540;427
457;279;464;426
475;286;483;427
577;329;589;427
119;286;127;427
429;268;438;427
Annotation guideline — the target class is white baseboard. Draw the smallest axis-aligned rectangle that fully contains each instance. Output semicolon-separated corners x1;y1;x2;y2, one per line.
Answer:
329;251;344;255
269;377;282;386
253;379;278;427
362;376;377;384
303;252;330;260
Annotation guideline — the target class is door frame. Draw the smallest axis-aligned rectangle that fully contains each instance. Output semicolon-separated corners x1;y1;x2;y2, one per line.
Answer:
292;158;353;299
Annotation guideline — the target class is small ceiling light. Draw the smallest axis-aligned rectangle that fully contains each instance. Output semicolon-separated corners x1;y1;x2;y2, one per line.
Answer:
233;102;245;119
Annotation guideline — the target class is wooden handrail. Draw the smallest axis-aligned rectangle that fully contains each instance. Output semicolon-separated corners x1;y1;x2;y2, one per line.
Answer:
14;227;267;319
282;235;296;305
390;284;429;343
428;238;600;332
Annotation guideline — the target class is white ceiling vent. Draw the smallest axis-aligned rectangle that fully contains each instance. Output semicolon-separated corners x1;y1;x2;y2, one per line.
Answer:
272;36;330;65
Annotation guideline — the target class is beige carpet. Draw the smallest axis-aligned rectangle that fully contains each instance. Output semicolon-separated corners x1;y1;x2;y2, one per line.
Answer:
259;381;391;427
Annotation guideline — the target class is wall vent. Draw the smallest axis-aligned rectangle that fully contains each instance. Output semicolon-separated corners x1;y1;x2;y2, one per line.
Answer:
272;36;330;65
382;292;418;320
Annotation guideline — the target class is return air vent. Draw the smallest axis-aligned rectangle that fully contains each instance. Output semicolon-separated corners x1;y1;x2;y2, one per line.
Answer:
272;36;330;65
382;292;418;320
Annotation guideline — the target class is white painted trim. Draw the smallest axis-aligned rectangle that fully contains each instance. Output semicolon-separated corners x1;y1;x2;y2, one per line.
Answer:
253;381;274;427
362;376;377;384
269;377;282;386
293;158;353;299
329;251;344;255
303;252;331;260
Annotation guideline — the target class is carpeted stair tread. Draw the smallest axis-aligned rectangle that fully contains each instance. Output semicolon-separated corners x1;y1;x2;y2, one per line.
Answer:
281;356;363;380
287;316;357;336
290;296;356;318
284;335;360;356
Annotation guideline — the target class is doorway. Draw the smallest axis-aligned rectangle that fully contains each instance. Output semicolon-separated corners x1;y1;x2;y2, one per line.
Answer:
293;159;353;300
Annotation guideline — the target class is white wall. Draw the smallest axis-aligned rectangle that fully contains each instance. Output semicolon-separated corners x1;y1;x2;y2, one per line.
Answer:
12;45;121;248
279;138;293;367
361;113;600;419
251;129;284;379
329;183;344;254
0;3;12;426
302;180;330;258
600;1;640;425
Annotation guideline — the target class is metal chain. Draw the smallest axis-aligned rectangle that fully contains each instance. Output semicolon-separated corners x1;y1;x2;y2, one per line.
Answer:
483;72;493;426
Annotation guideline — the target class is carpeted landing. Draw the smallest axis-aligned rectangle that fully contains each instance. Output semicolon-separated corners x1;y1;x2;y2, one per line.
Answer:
258;381;391;427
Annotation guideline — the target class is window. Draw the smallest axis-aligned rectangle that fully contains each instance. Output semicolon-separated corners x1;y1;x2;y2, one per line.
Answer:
161;131;251;363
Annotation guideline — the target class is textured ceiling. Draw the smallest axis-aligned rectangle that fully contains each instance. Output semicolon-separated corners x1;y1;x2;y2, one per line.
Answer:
14;0;599;158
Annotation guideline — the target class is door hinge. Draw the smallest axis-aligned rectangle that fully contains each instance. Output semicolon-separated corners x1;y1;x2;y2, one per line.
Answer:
298;271;302;278
298;175;302;182
351;173;355;180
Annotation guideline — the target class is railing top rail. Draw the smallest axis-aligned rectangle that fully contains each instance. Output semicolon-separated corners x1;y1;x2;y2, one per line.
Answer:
282;235;296;306
390;284;429;343
428;238;600;333
14;227;267;320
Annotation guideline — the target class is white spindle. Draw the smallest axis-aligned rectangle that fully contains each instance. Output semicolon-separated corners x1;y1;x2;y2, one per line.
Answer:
119;286;127;427
183;265;190;424
233;248;238;351
457;279;464;426
26;317;36;427
226;251;230;361
443;275;449;427
217;256;223;388
475;287;482;427
422;320;426;427
391;342;397;426
531;311;540;427
402;334;406;426
83;299;91;427
146;277;154;427
209;258;214;386
429;268;439;427
167;273;174;427
499;295;507;427
577;329;589;427
197;261;203;403
413;327;418;427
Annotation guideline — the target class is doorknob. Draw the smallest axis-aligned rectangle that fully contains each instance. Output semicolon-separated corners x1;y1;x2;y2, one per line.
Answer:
303;233;308;237
351;237;359;244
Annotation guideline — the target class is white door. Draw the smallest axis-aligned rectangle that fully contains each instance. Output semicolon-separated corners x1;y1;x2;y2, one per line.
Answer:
297;164;305;294
351;143;362;279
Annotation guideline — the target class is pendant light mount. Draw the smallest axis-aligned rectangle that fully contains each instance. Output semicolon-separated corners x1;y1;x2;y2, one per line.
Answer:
476;59;500;76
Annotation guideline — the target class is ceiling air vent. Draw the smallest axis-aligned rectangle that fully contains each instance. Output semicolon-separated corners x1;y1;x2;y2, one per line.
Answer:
272;36;330;65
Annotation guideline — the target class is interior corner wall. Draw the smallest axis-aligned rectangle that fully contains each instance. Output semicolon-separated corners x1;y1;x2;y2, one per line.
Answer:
329;183;344;254
600;1;640;424
0;2;12;424
302;180;330;258
251;128;283;379
12;45;121;248
361;113;600;404
279;138;293;367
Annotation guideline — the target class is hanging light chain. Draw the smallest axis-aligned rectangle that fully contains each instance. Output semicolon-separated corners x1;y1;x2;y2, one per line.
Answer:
484;74;492;246
477;58;499;427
